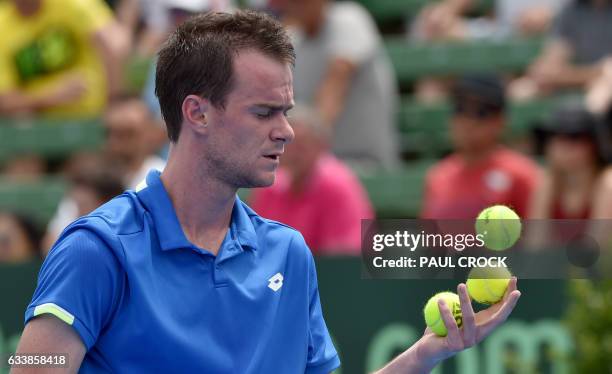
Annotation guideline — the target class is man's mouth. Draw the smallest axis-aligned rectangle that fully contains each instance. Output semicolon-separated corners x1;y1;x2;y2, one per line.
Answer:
263;152;282;161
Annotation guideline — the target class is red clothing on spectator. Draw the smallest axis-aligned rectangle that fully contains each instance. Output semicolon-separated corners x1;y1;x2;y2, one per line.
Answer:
250;154;374;255
422;147;540;219
551;198;591;220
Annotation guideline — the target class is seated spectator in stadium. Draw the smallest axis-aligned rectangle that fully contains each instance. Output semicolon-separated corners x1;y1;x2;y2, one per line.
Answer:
250;105;374;255
586;57;612;115
586;64;612;221
511;0;612;100
412;0;565;41
42;154;126;253
43;99;165;250
2;154;46;182
530;102;608;220
103;98;166;187
141;0;233;118
421;74;540;219
0;211;43;263
116;0;233;57
412;0;566;103
277;0;399;171
0;0;126;117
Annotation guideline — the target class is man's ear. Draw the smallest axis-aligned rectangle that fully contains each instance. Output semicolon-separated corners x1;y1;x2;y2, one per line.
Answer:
182;95;209;135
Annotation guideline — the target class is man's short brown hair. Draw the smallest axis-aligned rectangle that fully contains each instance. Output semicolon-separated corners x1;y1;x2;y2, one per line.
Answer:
155;10;295;142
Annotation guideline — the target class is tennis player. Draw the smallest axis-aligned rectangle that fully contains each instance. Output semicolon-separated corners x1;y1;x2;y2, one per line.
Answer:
13;10;520;374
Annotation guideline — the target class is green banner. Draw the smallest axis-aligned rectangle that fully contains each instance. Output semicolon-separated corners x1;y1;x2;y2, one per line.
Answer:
0;259;573;373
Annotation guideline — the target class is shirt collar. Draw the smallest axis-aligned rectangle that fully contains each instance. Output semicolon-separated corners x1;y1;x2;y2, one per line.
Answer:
135;170;259;253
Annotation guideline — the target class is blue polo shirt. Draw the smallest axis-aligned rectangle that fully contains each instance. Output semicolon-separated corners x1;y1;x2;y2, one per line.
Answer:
25;170;340;373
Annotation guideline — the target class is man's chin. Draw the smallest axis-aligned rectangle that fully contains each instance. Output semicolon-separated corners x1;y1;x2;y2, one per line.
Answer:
239;174;276;189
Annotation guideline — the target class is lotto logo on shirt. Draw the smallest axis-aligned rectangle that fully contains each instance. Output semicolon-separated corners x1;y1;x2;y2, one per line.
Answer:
268;273;284;292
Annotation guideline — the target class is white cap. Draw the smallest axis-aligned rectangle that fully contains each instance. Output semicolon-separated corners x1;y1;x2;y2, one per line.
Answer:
164;0;212;12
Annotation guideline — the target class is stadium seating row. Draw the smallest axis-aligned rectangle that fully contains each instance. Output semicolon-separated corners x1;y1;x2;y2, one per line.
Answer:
351;0;495;25
0;161;432;223
0;94;566;163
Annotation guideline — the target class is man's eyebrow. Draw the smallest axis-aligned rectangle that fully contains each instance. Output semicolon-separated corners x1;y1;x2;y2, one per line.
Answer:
251;103;294;111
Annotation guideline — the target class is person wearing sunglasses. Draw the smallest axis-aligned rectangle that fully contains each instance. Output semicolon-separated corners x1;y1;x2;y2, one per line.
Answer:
422;74;541;219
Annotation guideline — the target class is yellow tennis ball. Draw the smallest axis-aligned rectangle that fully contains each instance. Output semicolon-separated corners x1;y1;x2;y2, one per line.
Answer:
475;205;522;251
423;292;463;337
466;266;512;304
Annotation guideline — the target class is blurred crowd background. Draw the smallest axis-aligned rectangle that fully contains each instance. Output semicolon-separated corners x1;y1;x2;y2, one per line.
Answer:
3;0;612;257
1;0;611;371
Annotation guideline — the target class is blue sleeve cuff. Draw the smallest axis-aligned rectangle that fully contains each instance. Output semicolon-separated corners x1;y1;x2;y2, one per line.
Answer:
305;355;341;374
25;303;96;350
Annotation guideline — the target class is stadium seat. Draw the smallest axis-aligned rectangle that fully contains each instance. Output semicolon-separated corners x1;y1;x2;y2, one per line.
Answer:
0;118;104;164
351;0;495;26
397;95;575;156
386;38;544;84
0;177;65;227
359;160;433;218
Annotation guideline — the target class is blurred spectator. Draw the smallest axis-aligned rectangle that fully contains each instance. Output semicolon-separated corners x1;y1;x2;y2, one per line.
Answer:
586;57;612;115
0;0;127;117
0;211;42;263
511;0;612;100
2;154;46;182
42;154;126;253
250;105;374;255
530;102;608;219
103;98;166;186
412;0;566;103
116;0;233;57
141;0;233;118
422;74;540;219
279;0;399;171
412;0;565;41
43;99;165;250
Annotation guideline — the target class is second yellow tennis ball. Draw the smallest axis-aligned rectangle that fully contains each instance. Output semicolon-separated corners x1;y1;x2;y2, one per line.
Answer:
423;292;463;337
466;266;512;304
475;205;522;251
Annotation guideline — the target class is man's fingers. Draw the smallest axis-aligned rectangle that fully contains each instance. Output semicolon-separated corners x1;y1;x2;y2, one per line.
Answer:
503;277;518;301
438;299;462;350
477;290;521;340
457;283;476;346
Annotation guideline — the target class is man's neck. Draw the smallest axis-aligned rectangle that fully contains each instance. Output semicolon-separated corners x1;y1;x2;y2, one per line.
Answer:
160;148;236;256
459;145;500;166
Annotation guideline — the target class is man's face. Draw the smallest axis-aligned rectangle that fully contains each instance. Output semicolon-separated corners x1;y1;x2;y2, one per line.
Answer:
450;99;503;153
546;134;597;172
12;0;41;15
278;0;327;35
203;51;295;189
104;102;151;165
282;119;323;179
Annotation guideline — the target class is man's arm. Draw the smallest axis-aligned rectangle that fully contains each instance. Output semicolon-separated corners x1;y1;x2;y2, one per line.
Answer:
92;21;129;100
0;76;86;115
528;40;603;91
10;315;86;374
374;279;521;373
315;58;356;127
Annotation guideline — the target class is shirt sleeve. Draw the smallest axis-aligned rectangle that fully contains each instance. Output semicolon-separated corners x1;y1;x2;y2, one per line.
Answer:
24;227;123;350
305;250;341;374
327;3;379;66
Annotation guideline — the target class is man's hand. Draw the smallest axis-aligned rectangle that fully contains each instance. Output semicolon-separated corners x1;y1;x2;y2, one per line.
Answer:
375;278;521;373
418;277;521;364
